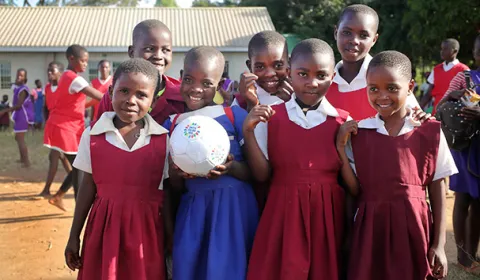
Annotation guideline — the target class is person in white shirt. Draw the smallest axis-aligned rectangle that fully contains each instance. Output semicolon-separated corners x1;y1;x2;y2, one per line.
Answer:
65;58;170;279
337;51;455;280
243;38;350;280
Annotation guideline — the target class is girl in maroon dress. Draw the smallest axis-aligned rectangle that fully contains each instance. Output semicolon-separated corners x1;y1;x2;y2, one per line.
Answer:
243;39;349;280
337;51;456;280
64;58;169;280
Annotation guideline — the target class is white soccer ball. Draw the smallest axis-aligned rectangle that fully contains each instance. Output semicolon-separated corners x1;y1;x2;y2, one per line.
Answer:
170;115;231;176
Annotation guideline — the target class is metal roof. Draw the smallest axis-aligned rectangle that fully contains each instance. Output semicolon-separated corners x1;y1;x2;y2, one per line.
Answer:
0;6;275;52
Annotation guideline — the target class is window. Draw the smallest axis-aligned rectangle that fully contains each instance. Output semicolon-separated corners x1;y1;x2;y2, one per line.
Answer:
112;62;122;75
88;61;98;81
223;61;229;77
0;62;11;89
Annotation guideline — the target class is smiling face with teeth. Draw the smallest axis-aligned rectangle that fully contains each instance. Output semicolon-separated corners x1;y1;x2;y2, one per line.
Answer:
247;44;288;94
334;12;378;64
181;50;224;111
128;26;173;76
366;65;414;121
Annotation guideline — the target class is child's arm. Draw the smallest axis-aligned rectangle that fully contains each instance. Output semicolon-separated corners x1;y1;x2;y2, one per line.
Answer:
239;71;259;112
207;153;252;181
427;178;448;279
336;120;360;196
242;105;275;183
0;90;28;114
64;129;97;271
65;172;97;271
163;182;175;255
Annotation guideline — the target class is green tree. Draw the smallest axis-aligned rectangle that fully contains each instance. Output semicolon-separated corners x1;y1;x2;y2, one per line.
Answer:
156;0;177;7
404;0;480;67
192;0;216;7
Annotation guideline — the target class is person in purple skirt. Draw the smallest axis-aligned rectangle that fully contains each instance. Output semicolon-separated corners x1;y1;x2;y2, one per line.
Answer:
439;34;480;275
0;68;34;167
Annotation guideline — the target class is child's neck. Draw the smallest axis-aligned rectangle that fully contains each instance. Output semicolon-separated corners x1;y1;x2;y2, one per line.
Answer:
380;108;408;137
51;81;58;86
67;65;77;73
100;75;109;81
339;57;365;84
445;57;456;64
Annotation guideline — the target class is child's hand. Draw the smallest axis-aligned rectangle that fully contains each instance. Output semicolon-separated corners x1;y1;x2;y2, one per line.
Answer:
428;246;448;279
207;154;234;179
411;107;435;122
460;106;480;120
170;163;196;179
336;120;358;149
243;105;276;132
275;78;294;102
65;238;82;271
239;71;259;107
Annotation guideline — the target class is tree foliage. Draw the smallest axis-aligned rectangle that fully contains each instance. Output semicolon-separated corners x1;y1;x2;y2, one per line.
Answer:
240;0;480;67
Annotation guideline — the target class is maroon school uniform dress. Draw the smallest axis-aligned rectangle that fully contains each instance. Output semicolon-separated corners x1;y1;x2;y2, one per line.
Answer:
78;131;167;280
247;104;348;280
348;121;440;280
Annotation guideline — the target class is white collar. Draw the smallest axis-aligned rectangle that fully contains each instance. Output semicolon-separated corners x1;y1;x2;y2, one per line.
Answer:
333;54;372;85
99;76;112;85
358;112;421;129
91;112;168;136
285;94;339;117
255;82;271;97
444;59;459;67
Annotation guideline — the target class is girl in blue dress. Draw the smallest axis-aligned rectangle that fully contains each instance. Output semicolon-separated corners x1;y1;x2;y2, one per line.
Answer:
163;46;258;280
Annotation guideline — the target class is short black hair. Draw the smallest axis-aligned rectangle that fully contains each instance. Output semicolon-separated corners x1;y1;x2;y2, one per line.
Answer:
248;31;287;59
443;38;460;52
290;38;335;66
338;4;379;32
98;60;110;68
35;79;41;84
184;46;225;78
132;19;171;44
367;50;412;80
112;58;159;88
48;61;64;72
66;44;87;59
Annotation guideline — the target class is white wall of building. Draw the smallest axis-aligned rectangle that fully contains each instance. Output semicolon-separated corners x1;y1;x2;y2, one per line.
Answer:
0;51;249;102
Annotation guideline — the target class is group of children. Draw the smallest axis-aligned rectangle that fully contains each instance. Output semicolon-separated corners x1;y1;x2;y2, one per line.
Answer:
0;3;471;280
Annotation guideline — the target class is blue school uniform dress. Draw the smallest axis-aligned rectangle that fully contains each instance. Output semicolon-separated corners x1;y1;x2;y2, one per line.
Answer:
449;70;480;198
163;105;259;280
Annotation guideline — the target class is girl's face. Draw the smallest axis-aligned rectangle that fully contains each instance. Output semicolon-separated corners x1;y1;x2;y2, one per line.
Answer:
47;65;61;83
69;51;89;73
247;44;288;94
15;70;26;85
289;53;335;106
111;72;156;124
98;61;111;80
366;65;414;120
181;60;222;111
335;13;378;63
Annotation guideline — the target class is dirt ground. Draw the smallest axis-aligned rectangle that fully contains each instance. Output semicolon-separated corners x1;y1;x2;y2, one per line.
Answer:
0;130;479;280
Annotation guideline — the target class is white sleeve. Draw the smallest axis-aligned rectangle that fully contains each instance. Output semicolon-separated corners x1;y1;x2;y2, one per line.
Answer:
427;71;434;84
69;76;90;94
73;128;92;173
433;129;458;181
253;121;269;160
406;94;421;109
345;137;357;174
159;136;170;190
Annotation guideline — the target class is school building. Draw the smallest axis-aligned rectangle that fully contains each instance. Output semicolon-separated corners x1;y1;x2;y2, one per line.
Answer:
0;6;275;98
